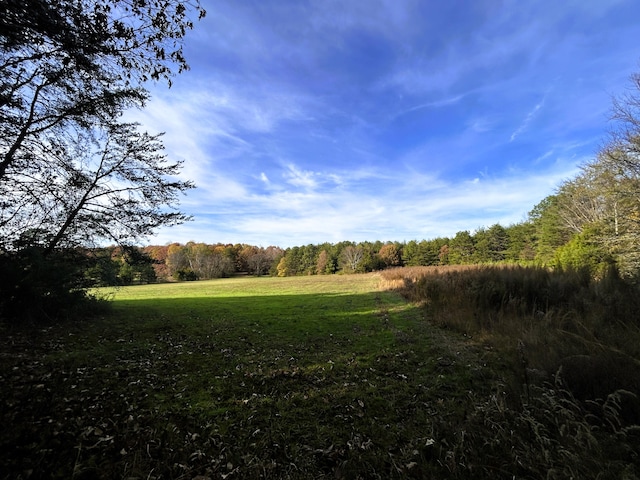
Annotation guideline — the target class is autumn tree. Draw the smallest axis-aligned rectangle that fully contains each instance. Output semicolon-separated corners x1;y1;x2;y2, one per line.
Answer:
316;246;338;274
596;71;640;276
378;243;401;268
276;256;290;277
246;250;271;276
144;245;170;280
524;70;640;277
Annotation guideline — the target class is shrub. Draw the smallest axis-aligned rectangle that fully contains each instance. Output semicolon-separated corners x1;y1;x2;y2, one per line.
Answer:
175;268;199;281
0;247;109;324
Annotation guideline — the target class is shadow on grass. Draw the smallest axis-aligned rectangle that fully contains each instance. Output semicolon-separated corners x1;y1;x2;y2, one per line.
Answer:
4;288;486;479
5;282;636;479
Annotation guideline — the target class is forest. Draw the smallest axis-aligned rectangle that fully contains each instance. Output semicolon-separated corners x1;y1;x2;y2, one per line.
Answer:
87;68;640;287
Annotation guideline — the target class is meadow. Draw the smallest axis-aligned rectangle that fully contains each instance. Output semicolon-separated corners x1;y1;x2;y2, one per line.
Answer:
1;271;639;479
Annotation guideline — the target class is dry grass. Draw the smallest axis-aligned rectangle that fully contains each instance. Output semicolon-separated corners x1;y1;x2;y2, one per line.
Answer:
380;264;640;399
378;264;640;478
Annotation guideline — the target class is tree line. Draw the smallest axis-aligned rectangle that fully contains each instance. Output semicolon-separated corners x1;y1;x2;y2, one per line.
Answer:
95;243;286;284
96;189;624;285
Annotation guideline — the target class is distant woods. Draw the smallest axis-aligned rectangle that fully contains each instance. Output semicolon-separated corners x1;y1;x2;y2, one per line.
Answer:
90;196;628;286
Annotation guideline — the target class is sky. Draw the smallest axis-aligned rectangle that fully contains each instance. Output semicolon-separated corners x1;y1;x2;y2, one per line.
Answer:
131;0;640;248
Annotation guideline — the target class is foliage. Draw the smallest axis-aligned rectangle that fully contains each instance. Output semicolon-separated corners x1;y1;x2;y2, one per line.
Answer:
529;195;573;264
0;0;204;321
378;242;402;267
164;243;282;280
553;228;614;277
0;245;108;323
526;70;640;279
174;268;198;281
1;0;204;249
447;230;475;264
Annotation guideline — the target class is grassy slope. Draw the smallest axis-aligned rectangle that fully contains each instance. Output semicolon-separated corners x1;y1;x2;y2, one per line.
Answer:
0;274;497;479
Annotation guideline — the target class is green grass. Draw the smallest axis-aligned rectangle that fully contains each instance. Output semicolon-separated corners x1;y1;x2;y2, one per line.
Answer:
3;272;637;479
1;274;493;479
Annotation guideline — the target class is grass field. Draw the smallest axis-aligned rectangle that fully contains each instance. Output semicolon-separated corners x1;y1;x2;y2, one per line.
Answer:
1;272;638;479
1;274;493;479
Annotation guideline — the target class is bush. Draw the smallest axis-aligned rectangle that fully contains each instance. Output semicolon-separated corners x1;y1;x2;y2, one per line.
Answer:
175;268;199;281
0;247;109;325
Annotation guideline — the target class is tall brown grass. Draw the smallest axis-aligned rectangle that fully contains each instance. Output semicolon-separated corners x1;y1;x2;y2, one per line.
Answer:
380;264;640;398
379;264;640;478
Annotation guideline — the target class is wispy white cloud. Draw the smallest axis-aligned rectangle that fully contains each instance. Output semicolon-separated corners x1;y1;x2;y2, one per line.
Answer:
283;164;319;190
149;152;580;247
510;100;545;142
135;0;640;247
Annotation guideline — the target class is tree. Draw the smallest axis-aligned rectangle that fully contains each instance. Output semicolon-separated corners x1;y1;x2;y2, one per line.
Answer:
166;243;188;277
144;244;170;280
1;0;204;251
115;245;157;284
473;225;508;264
378;243;401;268
597;71;640;277
358;241;383;272
448;231;475;264
84;247;120;286
529;196;572;265
0;1;205;320
247;250;270;276
553;228;613;277
340;245;364;273
505;222;536;262
485;224;509;262
1;0;205;177
473;227;491;263
276;256;290;277
317;244;339;274
316;249;329;275
3;122;193;252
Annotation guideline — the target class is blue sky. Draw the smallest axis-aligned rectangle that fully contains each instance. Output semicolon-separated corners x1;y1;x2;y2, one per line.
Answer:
131;0;640;248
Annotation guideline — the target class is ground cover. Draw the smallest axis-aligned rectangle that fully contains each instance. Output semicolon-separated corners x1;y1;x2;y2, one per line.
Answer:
1;274;494;479
2;271;637;479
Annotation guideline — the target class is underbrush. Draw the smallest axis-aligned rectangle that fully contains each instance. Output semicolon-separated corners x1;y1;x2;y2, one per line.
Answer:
380;265;640;382
380;264;640;477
